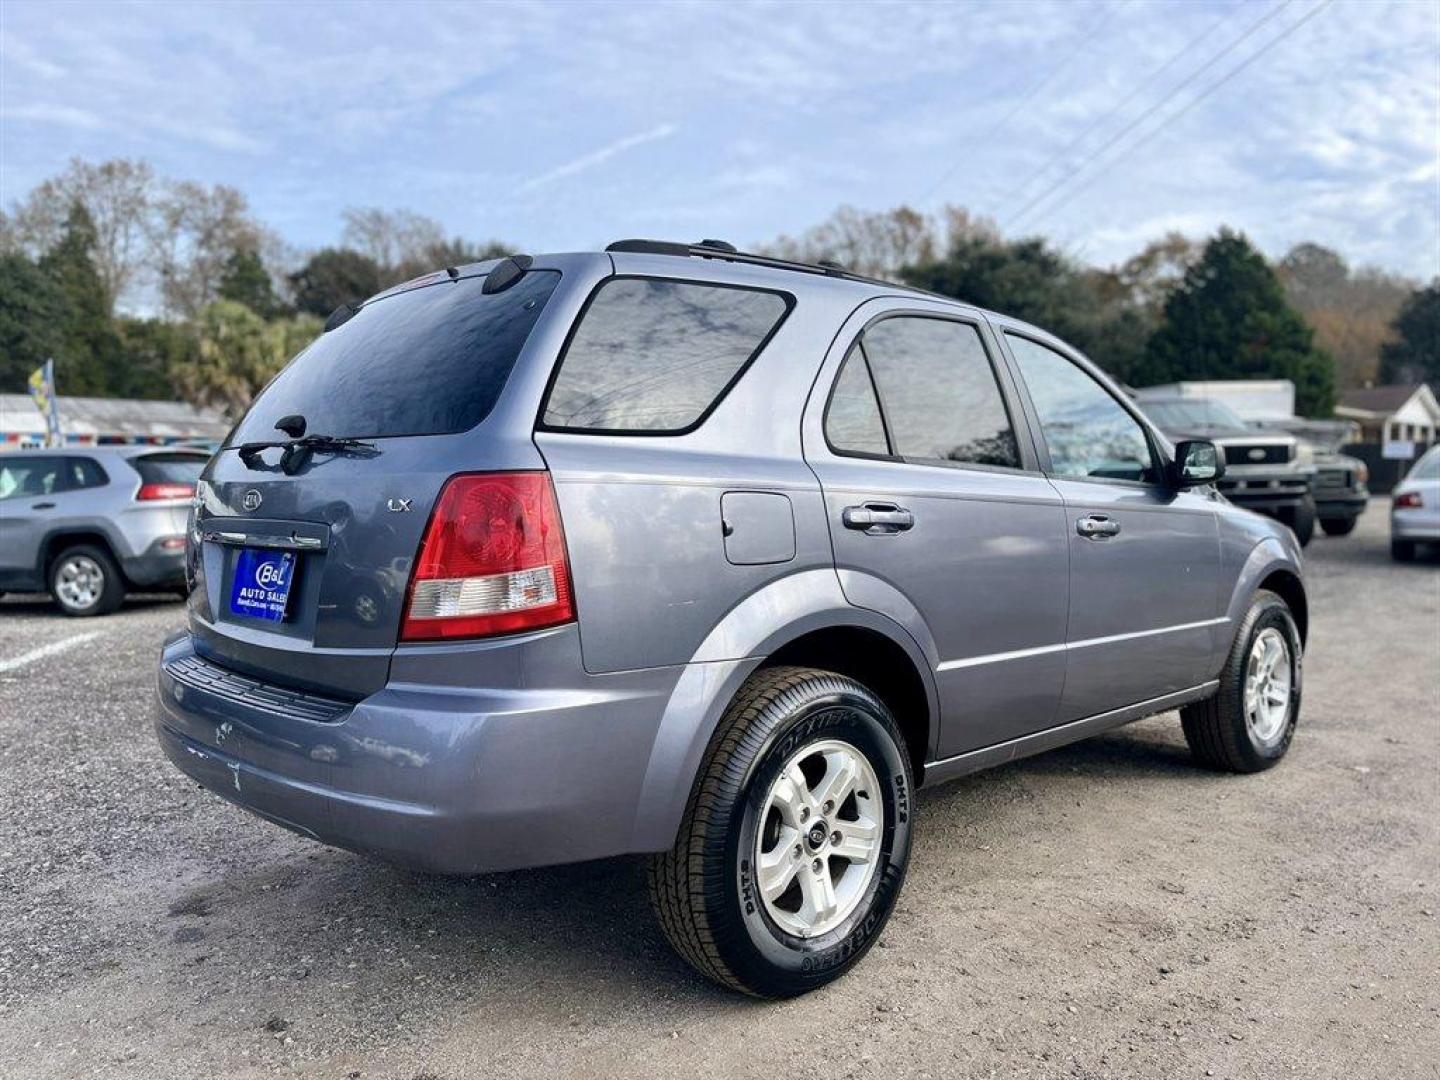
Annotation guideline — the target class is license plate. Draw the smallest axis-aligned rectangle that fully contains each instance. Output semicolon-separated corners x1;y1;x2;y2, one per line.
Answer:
230;548;297;622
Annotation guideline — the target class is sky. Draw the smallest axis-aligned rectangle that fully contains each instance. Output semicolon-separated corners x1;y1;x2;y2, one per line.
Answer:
1;0;1437;279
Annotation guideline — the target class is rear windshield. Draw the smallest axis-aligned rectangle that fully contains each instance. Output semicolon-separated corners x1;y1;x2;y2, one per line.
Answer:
133;453;209;485
228;271;560;443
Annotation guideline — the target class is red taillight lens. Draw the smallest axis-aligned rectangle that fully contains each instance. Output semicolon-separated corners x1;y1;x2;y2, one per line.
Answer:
136;482;195;501
1394;490;1423;509
400;472;574;641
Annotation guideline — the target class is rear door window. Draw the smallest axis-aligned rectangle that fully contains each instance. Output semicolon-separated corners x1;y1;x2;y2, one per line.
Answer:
859;316;1021;469
229;271;560;443
542;278;791;433
824;344;891;456
66;457;108;490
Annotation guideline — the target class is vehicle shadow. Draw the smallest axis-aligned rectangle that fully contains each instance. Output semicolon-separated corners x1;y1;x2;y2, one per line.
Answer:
155;717;1196;1027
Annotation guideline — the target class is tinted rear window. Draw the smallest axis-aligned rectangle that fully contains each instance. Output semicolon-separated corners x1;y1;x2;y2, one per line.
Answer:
541;278;791;433
133;453;208;485
861;317;1020;469
229;271;560;443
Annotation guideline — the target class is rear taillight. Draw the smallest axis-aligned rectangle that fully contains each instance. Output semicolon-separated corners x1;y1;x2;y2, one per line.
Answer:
137;482;195;501
400;471;574;641
1394;491;1423;509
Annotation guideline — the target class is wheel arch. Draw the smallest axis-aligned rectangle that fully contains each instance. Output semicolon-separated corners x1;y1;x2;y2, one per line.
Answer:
760;625;932;779
1258;567;1308;644
1223;536;1308;651
39;528;123;581
630;569;939;854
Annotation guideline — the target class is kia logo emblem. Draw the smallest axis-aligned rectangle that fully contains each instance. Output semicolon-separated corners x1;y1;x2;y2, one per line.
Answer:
1247;448;1266;461
241;489;262;511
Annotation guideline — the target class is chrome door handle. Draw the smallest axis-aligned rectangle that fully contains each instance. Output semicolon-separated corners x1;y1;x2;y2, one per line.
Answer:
843;503;914;534
1076;514;1121;539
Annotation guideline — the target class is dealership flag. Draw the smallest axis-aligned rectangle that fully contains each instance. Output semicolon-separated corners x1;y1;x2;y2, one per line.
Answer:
27;359;63;447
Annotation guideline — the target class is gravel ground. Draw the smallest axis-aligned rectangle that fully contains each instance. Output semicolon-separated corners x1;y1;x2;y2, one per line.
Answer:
1;502;1436;1080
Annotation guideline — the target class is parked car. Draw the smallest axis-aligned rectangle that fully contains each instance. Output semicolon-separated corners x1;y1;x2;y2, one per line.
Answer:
0;446;209;614
1391;444;1440;561
1310;443;1370;537
1133;395;1318;545
155;242;1308;998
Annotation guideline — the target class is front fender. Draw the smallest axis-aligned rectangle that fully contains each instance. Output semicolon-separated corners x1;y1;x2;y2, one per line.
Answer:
1214;534;1305;672
629;568;939;853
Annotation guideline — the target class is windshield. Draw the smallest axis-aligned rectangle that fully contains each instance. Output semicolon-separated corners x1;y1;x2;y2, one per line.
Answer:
228;270;560;444
1140;398;1248;431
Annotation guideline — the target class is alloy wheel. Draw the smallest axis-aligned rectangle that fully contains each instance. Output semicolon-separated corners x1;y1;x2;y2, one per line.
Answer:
1243;627;1292;745
753;738;883;938
55;555;105;612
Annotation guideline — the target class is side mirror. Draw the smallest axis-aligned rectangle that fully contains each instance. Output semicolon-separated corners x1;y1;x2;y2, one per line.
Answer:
1172;440;1224;487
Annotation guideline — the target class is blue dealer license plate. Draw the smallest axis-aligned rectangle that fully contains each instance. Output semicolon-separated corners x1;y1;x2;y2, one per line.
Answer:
230;548;297;622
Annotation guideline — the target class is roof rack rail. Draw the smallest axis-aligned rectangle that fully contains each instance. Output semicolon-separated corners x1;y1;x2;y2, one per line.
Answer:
603;238;941;299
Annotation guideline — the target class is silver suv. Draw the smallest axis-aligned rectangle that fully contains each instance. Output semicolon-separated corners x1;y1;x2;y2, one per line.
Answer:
155;241;1307;997
1;446;208;614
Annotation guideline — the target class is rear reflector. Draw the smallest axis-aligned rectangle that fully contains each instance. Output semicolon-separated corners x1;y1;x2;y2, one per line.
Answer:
401;472;574;641
137;482;195;501
1394;491;1423;509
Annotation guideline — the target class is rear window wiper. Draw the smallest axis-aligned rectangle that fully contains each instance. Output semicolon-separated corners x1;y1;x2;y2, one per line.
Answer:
237;435;378;474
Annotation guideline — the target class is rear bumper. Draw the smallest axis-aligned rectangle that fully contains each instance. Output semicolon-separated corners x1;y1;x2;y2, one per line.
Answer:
155;630;686;874
1391;509;1440;542
122;537;187;588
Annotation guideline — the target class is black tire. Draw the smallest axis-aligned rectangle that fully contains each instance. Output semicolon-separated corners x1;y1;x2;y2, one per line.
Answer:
48;544;124;617
1288;494;1316;547
1391;538;1416;562
1181;589;1301;773
1319;516;1357;537
648;666;914;998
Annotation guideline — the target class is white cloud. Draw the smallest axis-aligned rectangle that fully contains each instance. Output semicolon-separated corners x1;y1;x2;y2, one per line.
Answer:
0;0;1433;276
1;103;104;129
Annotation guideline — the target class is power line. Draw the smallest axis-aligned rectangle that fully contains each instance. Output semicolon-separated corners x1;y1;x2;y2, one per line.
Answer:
1009;0;1337;231
916;0;1130;205
1002;0;1296;231
996;0;1247;221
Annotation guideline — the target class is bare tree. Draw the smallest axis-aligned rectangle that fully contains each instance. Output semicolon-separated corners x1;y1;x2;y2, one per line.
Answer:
763;205;943;280
342;207;444;276
1277;243;1415;389
4;158;156;313
150;181;266;318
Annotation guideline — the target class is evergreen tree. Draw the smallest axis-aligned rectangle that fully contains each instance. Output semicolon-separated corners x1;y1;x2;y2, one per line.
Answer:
1379;283;1440;386
36;202;124;395
0;252;70;392
114;317;197;399
1145;230;1336;416
288;248;384;318
218;248;286;319
903;233;1150;383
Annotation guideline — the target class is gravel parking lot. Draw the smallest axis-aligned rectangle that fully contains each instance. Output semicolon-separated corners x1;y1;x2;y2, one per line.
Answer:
1;501;1436;1080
